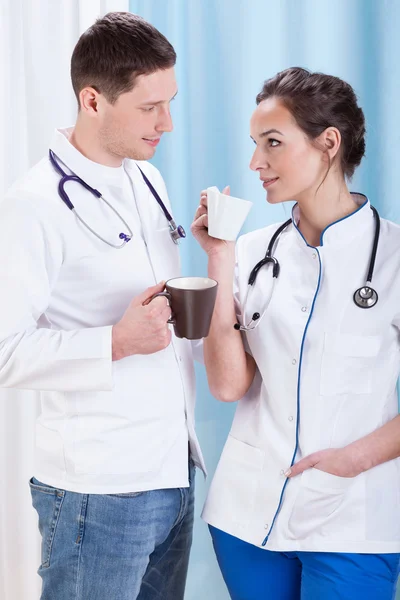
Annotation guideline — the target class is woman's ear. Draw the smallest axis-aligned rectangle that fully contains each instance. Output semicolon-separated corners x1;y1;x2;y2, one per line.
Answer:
319;126;341;160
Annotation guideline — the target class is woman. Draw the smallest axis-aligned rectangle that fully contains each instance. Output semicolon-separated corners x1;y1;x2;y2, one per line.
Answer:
191;67;400;599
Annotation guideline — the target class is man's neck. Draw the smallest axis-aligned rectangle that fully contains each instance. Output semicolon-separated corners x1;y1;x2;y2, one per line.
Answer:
69;121;123;168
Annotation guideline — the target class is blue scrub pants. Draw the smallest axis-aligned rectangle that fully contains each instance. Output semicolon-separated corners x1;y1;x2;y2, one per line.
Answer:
210;525;400;600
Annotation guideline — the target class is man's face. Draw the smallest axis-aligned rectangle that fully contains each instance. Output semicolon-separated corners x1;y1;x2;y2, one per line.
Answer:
96;67;177;161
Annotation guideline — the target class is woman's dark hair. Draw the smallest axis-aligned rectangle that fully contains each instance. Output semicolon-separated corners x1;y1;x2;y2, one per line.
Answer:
71;12;176;106
256;67;366;180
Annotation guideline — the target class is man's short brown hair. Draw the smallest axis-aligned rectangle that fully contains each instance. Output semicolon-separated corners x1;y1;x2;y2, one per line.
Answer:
71;12;176;106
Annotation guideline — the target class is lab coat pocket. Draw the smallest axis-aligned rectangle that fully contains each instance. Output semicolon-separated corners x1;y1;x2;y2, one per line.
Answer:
288;468;354;540
320;333;381;395
203;436;264;527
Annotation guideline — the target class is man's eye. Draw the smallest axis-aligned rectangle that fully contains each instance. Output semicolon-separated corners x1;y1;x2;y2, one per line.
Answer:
143;106;155;112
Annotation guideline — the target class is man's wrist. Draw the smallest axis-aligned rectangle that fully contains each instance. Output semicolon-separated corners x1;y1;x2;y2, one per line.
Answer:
112;325;125;361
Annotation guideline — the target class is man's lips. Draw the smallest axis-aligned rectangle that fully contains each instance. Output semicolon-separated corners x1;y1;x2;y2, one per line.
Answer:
261;177;279;189
143;138;161;147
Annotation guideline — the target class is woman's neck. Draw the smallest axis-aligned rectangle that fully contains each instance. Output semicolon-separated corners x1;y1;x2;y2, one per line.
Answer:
296;181;357;247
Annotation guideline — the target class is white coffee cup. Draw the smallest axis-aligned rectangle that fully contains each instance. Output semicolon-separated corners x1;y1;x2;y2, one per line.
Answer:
207;186;253;241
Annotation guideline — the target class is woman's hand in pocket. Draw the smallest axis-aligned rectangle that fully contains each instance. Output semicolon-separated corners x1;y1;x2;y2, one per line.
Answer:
286;446;364;479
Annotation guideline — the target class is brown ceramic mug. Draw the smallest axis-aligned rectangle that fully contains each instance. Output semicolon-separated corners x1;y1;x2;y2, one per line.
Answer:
150;277;218;340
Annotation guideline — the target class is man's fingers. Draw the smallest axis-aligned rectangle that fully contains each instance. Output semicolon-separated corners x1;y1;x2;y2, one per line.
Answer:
147;296;168;311
162;305;172;322
137;281;166;306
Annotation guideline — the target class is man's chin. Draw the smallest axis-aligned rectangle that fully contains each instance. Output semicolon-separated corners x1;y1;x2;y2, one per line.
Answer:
125;144;156;162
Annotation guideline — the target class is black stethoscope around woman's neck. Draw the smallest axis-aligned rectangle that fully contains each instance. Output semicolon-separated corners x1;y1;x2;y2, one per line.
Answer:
235;204;380;332
49;150;186;248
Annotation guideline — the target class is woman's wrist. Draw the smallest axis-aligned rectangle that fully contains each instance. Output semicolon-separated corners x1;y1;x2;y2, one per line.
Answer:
207;245;235;274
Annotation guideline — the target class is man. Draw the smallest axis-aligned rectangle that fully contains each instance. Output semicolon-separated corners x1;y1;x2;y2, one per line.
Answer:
0;12;205;600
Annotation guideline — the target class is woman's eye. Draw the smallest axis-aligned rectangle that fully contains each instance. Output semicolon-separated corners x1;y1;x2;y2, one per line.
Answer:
269;138;280;147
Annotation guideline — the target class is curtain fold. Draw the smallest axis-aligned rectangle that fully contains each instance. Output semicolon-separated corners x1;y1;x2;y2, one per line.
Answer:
0;2;128;598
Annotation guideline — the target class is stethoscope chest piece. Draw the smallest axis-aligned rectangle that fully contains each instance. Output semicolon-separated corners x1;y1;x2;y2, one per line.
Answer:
353;286;378;309
169;221;186;244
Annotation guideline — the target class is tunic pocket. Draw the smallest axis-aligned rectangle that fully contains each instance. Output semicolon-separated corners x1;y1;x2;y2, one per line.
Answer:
287;468;355;540
320;333;381;395
203;435;264;528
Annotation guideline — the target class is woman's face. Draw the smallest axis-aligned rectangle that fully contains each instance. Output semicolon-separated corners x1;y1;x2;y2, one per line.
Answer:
249;97;329;204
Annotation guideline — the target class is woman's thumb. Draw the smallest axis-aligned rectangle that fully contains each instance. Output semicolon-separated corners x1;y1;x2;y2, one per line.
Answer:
222;185;230;195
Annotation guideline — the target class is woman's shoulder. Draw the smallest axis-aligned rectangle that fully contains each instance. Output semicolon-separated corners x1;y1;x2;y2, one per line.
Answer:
236;221;288;255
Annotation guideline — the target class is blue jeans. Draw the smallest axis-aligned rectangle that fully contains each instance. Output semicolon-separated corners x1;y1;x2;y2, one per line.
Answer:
210;525;400;600
29;462;195;600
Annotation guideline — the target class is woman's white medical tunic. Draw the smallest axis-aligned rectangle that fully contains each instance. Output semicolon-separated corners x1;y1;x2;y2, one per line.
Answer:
202;195;400;554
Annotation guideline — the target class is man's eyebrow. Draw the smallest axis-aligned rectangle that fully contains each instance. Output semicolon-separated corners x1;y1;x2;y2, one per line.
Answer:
141;91;178;106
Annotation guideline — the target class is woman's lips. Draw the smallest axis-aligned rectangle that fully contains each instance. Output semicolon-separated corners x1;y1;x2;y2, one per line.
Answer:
262;177;279;189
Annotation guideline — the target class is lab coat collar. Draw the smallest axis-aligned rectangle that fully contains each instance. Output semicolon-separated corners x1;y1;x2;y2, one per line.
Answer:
291;192;372;249
50;128;127;190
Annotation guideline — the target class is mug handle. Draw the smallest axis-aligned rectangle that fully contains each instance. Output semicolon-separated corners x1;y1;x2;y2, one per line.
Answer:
146;291;175;324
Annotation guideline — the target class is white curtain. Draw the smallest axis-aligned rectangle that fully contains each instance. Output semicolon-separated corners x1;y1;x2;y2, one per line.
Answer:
0;1;129;598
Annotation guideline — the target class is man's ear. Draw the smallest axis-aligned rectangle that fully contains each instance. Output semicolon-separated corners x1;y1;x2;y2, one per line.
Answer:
79;87;101;116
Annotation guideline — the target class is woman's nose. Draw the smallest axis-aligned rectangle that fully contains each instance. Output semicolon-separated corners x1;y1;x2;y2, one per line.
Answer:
249;147;268;171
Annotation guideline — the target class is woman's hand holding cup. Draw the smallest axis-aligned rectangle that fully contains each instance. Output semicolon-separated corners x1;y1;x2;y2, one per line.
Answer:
191;186;233;257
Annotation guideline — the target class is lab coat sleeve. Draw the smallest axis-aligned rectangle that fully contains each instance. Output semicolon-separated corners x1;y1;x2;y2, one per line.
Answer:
191;339;204;364
0;198;113;392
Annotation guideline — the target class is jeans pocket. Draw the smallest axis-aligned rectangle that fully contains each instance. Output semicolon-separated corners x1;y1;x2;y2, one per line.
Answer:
29;477;65;568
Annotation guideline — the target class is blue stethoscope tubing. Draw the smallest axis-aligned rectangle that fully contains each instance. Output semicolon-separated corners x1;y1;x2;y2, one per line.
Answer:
48;149;186;248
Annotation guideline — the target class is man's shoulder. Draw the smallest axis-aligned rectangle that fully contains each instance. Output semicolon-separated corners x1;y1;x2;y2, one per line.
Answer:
2;156;62;220
5;156;56;203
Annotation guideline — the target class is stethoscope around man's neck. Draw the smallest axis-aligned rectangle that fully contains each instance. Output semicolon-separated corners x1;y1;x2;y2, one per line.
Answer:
234;203;381;332
48;149;186;248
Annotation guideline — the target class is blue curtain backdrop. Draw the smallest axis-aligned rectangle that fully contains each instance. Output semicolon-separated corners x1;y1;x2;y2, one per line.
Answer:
129;1;400;598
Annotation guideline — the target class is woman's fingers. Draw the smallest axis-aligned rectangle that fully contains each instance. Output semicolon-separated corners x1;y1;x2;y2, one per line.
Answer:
191;213;208;231
200;193;208;208
194;204;207;220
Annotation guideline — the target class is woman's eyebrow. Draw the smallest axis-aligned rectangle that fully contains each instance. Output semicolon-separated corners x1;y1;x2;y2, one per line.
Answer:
260;128;284;137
